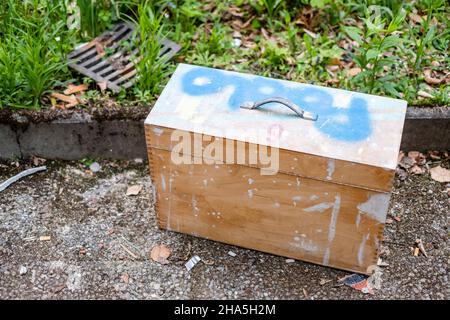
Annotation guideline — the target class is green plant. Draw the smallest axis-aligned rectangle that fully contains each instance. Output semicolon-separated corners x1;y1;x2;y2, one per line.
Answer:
343;6;406;96
0;0;75;109
131;2;172;100
411;0;445;89
76;0;119;39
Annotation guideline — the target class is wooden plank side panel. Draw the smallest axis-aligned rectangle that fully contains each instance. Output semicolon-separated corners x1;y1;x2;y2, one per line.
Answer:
146;137;388;274
145;124;394;192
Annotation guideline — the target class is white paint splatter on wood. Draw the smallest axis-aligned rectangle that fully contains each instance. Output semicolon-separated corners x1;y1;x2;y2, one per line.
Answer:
152;127;164;136
303;202;334;213
161;174;166;192
322;248;330;266
328;195;341;242
357;233;370;266
326;159;335;180
357;194;390;223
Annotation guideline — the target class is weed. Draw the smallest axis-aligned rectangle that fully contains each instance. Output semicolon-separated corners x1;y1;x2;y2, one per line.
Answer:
131;2;172;100
343;6;406;96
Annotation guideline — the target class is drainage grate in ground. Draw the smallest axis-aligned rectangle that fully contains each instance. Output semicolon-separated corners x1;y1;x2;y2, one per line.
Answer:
68;22;181;93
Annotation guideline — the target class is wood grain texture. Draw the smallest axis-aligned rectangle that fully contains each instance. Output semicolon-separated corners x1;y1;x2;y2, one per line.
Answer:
146;125;389;274
145;125;394;192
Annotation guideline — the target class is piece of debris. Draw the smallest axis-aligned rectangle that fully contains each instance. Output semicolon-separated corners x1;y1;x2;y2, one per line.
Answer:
429;166;450;183
0;166;47;192
126;185;143;196
385;218;393;224
339;274;374;294
64;83;88;95
119;243;138;260
398;156;415;169
415;239;428;258
319;279;332;285
417;90;434;99
410;165;424;175
89;162;101;173
202;259;215;265
424;69;444;85
394;216;401;222
347;67;361;77
367;267;383;290
79;247;87;256
98;81;107;92
227;251;237;257
232;38;242;47
32;156;46;166
302;288;309;298
134;158;144;164
52;283;66;294
185;255;201;271
120;273;130;284
413;247;420;256
395;168;408;180
150;244;171;264
285;259;295;263
377;258;389;267
19;266;28;275
39;235;51;241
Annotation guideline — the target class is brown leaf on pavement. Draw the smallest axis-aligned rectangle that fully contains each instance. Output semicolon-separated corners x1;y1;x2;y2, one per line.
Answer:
429;166;450;183
150;244;171;264
126;185;143;196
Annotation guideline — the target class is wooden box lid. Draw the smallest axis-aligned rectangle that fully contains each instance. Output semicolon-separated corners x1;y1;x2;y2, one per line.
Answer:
145;64;406;176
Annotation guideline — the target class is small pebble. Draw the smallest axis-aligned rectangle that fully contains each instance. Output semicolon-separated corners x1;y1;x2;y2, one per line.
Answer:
232;38;241;48
19;266;27;275
285;259;295;263
228;251;237;257
89;162;101;173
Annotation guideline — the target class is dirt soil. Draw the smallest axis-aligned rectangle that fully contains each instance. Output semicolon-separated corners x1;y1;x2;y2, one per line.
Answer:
0;160;448;300
0;104;150;125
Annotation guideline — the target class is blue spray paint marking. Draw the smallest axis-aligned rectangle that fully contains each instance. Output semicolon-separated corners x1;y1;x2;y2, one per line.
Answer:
181;67;372;141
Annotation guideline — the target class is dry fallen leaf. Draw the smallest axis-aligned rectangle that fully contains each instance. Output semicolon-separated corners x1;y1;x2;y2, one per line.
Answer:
413;247;420;256
418;90;434;99
399;156;416;169
98;81;107;92
95;42;105;56
319;279;332;285
410;165;424;175
120;273;130;283
64;84;88;95
408;13;423;24
150;244;171;264
302;288;308;298
424;69;443;85
415;239;428;258
429;166;450;183
126;185;143;196
348;67;361;77
303;28;317;39
407;151;420;160
51;92;78;105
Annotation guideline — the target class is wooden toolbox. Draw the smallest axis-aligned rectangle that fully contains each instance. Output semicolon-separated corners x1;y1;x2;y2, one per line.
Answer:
144;64;407;274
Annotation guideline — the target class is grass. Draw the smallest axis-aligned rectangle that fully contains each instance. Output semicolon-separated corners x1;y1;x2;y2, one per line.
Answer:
0;0;448;110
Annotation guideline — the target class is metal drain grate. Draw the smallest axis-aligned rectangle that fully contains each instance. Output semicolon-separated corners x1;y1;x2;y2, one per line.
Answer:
68;22;181;93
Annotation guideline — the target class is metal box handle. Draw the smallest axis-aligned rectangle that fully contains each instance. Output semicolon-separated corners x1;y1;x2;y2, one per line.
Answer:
240;97;318;121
